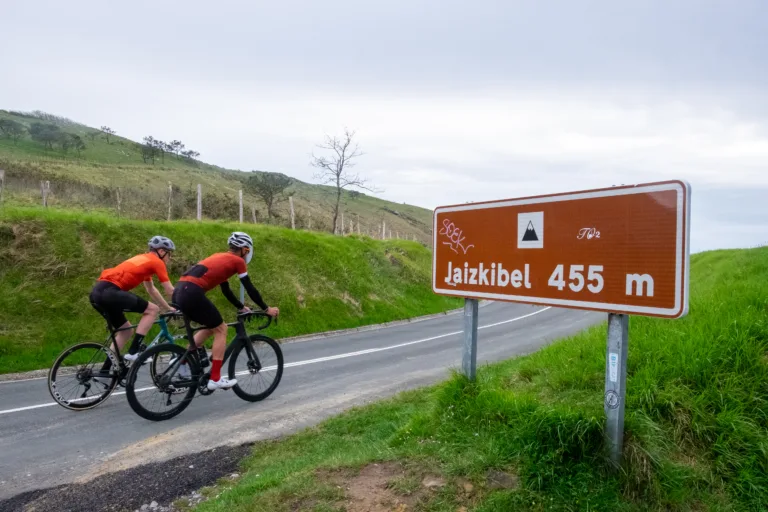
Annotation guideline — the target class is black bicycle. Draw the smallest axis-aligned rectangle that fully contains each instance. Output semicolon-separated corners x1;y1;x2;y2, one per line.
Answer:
47;309;186;411
123;309;284;421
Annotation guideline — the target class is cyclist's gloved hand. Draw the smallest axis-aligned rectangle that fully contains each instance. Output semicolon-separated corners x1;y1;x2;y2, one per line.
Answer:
266;306;279;318
239;306;253;314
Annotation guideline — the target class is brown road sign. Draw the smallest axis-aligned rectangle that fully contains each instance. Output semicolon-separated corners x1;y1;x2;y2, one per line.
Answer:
432;180;691;318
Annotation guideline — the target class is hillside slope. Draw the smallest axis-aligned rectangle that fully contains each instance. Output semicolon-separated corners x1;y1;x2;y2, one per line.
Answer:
191;247;768;511
0;207;460;374
0;109;434;242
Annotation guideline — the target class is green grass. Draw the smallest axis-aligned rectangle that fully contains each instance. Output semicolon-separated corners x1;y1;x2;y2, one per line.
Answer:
187;246;768;511
0;206;460;374
0;109;434;240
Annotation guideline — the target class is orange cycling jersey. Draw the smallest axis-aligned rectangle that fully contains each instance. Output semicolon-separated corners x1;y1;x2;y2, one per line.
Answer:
98;252;170;291
179;252;247;292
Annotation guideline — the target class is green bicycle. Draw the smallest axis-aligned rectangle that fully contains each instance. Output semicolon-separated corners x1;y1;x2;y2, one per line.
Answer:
47;310;186;411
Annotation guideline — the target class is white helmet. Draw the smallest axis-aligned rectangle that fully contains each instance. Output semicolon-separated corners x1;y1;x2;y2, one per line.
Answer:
148;235;176;252
228;232;254;263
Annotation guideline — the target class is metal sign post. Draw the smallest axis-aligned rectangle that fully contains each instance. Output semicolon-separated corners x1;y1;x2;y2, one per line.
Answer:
462;298;479;380
604;313;629;467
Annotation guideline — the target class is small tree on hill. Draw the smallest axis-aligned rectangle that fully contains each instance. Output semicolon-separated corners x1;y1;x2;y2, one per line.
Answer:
71;134;86;157
169;140;184;157
0;119;25;144
29;122;61;150
139;136;161;164
100;126;116;144
310;128;380;234
245;171;293;223
181;149;200;161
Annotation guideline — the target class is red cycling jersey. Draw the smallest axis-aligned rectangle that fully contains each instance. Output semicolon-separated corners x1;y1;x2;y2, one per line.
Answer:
179;252;247;292
98;252;170;291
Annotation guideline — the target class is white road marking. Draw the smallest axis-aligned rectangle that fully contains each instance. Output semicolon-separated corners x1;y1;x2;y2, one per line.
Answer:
0;307;551;416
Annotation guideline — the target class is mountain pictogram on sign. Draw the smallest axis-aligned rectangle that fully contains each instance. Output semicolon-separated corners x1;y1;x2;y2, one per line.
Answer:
517;211;544;249
522;221;539;241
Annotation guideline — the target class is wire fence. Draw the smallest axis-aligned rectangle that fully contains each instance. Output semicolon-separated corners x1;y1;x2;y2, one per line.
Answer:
0;167;432;245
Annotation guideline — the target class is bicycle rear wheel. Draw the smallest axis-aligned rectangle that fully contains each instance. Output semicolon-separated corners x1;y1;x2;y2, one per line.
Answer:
228;334;284;402
47;342;120;411
125;343;200;421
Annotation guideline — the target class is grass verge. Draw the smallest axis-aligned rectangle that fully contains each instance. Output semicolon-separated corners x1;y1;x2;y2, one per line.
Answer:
0;206;460;374
187;246;768;511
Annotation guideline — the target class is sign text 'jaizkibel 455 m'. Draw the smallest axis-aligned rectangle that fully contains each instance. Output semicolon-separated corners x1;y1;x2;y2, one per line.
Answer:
432;180;691;318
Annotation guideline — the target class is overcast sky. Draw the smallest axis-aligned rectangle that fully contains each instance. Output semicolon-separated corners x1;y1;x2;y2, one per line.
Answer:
3;0;767;253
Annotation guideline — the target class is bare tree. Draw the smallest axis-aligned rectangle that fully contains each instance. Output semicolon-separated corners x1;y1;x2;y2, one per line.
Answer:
310;128;380;234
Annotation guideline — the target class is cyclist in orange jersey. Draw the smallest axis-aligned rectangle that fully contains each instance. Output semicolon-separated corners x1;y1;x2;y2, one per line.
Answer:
89;236;177;369
172;232;278;390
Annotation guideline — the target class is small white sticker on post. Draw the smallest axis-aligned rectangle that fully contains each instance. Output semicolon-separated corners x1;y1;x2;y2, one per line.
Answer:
609;352;619;383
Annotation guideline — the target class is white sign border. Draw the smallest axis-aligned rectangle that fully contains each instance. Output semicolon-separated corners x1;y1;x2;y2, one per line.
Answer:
432;180;691;318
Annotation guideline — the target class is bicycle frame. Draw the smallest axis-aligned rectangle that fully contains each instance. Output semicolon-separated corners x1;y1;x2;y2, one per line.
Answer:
158;311;274;386
99;314;184;366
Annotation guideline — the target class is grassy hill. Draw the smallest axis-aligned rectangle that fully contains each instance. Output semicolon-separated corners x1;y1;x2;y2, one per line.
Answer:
185;247;768;511
0;206;460;374
0;109;434;242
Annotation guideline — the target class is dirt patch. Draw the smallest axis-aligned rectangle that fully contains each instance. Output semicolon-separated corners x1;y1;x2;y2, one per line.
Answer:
317;461;431;512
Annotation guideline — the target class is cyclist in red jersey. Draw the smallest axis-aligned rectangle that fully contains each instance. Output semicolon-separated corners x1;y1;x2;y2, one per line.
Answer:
89;236;177;370
172;232;279;390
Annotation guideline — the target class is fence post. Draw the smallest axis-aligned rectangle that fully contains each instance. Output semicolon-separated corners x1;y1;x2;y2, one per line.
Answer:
308;211;312;230
357;215;360;234
239;189;243;223
341;212;345;235
167;182;172;221
251;206;257;224
41;181;51;207
0;169;4;204
289;195;296;229
197;184;202;221
116;187;122;218
382;221;386;239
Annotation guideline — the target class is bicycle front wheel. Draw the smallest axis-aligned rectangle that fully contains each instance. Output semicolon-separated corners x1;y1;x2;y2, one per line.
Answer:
125;343;199;421
228;334;284;402
47;342;120;411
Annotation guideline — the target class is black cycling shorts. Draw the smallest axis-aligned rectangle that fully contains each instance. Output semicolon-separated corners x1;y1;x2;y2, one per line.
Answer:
89;280;149;329
172;282;224;329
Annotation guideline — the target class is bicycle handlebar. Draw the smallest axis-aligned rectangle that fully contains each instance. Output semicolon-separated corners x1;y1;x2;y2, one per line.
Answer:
235;310;278;330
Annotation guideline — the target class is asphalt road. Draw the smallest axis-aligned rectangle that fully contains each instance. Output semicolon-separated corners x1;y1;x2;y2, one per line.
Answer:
0;301;603;502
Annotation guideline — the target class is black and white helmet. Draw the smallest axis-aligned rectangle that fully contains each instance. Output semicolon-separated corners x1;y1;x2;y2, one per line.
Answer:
148;235;176;252
228;232;254;263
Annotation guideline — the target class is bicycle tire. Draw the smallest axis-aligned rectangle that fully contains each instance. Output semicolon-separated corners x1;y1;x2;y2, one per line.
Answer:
228;334;284;402
47;342;119;411
125;343;198;421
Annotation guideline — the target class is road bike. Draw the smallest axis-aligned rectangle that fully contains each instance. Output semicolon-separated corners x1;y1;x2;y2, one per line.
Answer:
47;309;186;411
124;309;284;422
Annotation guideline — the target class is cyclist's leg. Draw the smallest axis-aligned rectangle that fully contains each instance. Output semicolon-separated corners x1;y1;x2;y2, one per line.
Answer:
90;282;132;371
209;322;229;383
174;282;235;389
130;301;160;349
193;328;214;348
103;287;157;360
